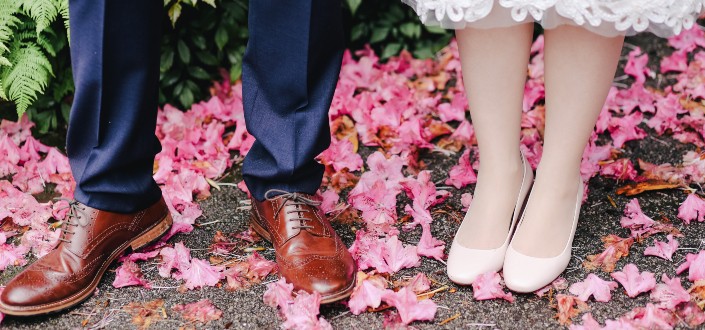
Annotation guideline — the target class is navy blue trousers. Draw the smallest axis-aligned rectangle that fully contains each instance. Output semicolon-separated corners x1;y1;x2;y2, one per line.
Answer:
67;0;343;213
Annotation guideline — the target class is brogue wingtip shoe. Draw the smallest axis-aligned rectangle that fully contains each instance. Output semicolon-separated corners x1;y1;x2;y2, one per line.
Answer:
0;197;172;316
250;190;357;304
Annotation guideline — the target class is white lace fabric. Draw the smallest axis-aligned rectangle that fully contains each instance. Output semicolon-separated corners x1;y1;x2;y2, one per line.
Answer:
403;0;705;36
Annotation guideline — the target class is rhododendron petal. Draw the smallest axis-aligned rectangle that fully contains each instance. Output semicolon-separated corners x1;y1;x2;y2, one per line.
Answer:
650;275;690;310
608;112;647;148
319;190;339;214
668;25;705;52
172;299;223;324
630;304;675;329
583;235;634;273
382;287;437;325
569;313;602;330
555;294;589;326
660;50;688;73
383;235;421;273
264;278;294;310
460;192;473;211
676;251;705;282
610;264;656;298
0;244;28;271
181;258;223;290
450;120;475;145
120;250;160;263
569;274;618;302
112;260;151;288
348;279;386;315
245;252;277;280
415;223;445;260
349;180;399;233
404;273;431;294
158;241;191;278
600;158;637;181
624;48;653;84
643;235;679;261
472;272;514;302
620;199;656;238
317;138;363;172
535;277;568;297
445;149;477;189
677;194;705;224
281;291;332;330
676;302;705;327
264;279;331;330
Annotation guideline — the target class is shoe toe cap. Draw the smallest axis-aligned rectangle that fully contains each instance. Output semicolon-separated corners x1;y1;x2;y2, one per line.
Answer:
446;240;507;285
282;252;357;299
1;279;48;309
503;248;571;293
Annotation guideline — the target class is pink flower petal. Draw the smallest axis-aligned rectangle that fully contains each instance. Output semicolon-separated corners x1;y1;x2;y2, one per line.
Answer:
158;241;192;278
651;275;691;310
317;138;363;172
569;274;618;302
643;235;679;261
444;149;477;189
172;299;223;324
677;194;705;224
112;260;151;288
610;264;656;298
677;251;705;282
620;199;656;238
348;279;386;315
382;287;437;325
472;272;514;303
181;258;223;290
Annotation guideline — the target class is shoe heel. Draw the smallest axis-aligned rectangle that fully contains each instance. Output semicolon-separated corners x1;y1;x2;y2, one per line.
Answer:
249;211;272;242
130;214;173;250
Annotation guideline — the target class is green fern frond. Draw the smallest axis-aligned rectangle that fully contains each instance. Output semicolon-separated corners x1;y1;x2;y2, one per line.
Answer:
35;27;57;56
12;29;39;43
0;1;21;59
1;41;53;116
56;0;69;40
21;0;58;35
0;79;6;100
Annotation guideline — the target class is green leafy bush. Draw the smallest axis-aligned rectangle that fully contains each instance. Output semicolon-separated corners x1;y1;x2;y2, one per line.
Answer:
344;0;452;59
0;0;70;125
1;0;452;132
161;0;248;108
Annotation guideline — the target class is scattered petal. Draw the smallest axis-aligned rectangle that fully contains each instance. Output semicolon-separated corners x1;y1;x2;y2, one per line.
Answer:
472;272;514;303
610;264;656;298
569;274;618;302
172;299;223;324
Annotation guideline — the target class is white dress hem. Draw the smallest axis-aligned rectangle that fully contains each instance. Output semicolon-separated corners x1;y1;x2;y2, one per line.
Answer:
403;0;704;37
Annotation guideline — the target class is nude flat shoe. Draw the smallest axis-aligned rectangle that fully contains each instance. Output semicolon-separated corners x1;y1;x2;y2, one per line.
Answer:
446;152;534;285
503;177;584;293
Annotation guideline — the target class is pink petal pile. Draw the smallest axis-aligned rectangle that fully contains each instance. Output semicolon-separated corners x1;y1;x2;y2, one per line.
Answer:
2;23;705;328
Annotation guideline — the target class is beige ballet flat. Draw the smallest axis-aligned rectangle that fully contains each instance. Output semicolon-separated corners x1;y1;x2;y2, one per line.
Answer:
502;176;584;293
446;152;534;285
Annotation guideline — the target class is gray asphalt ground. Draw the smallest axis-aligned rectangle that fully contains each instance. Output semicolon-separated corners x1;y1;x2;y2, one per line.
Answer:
2;34;704;330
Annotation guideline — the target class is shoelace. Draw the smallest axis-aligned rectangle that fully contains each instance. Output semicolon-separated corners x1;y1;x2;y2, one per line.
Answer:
264;189;322;230
54;198;89;244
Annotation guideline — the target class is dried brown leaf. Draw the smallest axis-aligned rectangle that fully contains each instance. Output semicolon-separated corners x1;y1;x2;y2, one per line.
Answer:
616;180;681;196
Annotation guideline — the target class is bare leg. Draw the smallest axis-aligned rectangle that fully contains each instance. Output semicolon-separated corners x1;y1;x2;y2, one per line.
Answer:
511;25;624;257
455;23;534;249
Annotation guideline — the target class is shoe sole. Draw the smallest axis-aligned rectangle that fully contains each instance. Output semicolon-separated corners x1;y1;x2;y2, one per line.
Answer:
249;211;355;304
0;213;173;316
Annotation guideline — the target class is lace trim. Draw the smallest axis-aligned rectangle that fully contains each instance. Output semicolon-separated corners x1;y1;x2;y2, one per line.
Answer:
407;0;705;34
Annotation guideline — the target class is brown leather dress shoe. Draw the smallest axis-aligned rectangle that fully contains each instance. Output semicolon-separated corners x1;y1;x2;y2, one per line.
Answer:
0;198;172;316
250;190;356;304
